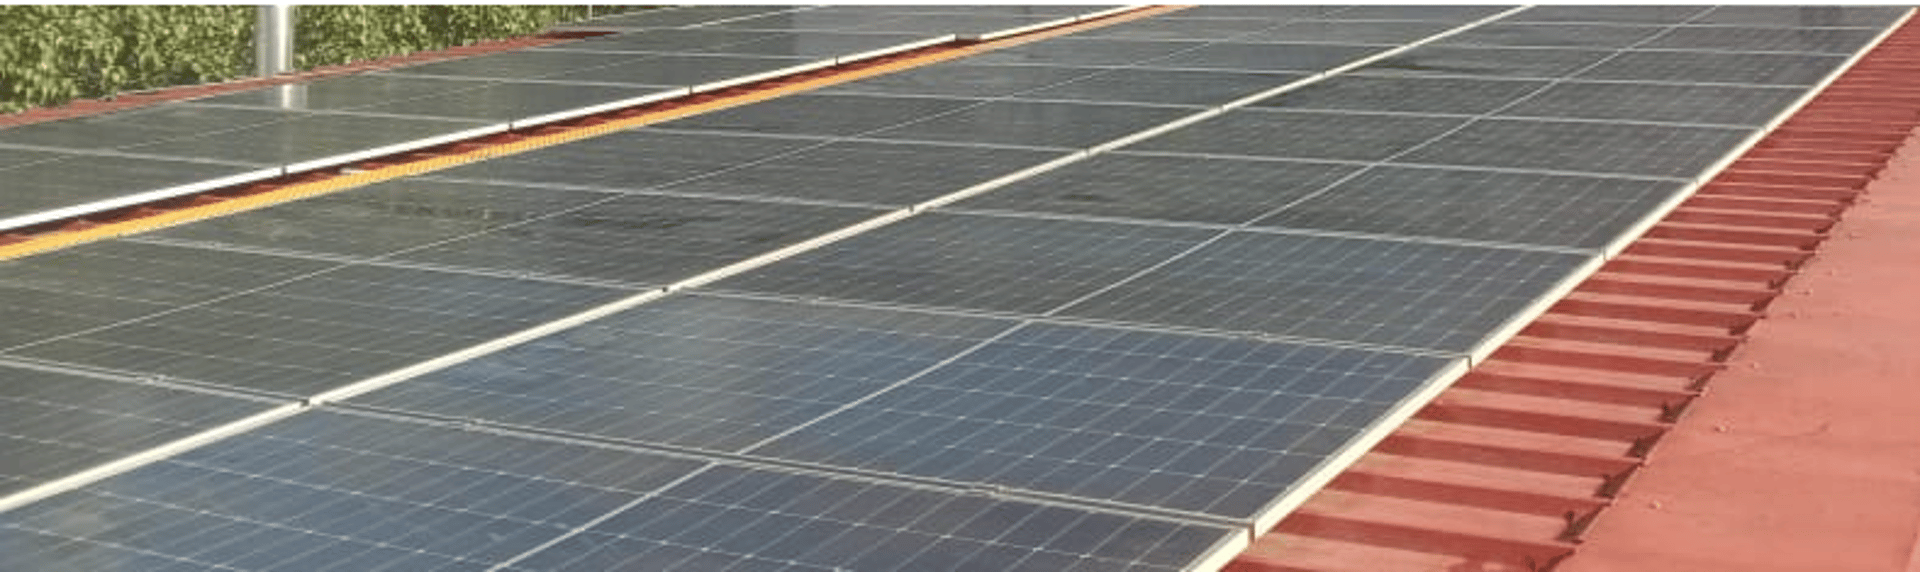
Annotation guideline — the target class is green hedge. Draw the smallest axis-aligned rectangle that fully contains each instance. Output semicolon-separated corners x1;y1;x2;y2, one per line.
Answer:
0;6;640;113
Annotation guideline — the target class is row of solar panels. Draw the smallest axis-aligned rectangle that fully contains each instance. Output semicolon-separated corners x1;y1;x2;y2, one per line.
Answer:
2;5;1909;571
0;5;1129;231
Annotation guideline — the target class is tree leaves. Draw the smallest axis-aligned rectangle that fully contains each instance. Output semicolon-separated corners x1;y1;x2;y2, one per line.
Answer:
1;6;628;113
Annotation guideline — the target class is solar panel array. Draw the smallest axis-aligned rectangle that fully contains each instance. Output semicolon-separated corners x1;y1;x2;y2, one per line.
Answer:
0;4;1117;232
2;6;1909;571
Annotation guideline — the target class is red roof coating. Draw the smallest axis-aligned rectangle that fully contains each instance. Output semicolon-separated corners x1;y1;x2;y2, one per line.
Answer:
1564;113;1920;572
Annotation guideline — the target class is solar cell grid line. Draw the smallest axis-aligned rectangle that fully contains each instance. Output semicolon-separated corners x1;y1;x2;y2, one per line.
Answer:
562;5;813;30
137;178;613;260
349;294;1023;453
1495;80;1804;126
949;152;1364;226
0;363;279;498
0;408;1247;572
3;258;631;398
821;62;1117;99
0;153;280;232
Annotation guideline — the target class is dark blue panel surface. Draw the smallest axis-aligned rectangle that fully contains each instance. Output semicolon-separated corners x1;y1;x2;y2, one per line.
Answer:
714;213;1216;314
388;194;883;287
1396;118;1753;178
752;322;1459;518
353;295;1016;451
8;262;628;397
862;100;1193;149
1056;232;1591;352
954;152;1360;225
0;365;274;496
1128;109;1470;162
1252;165;1686;249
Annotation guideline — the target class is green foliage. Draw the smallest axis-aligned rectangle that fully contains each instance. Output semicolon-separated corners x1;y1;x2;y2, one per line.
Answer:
0;6;641;113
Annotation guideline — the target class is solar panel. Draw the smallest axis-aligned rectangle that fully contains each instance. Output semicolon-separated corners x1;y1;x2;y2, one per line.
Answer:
387;195;882;287
656;93;985;138
0;154;271;230
1233;20;1460;45
0;240;338;311
184;74;493;111
1503;5;1711;24
749;322;1462;518
0;104;303;151
144;179;609;259
1500;81;1804;126
953;152;1360;225
0;410;706;571
1066;17;1287;41
379;50;641;82
1163;6;1345;20
705;10;915;32
1054;232;1591;352
658;139;1066;206
538;53;819;87
713;213;1216;315
353;294;1018;451
1142;42;1383;72
826;63;1111;99
963;38;1210;66
1574;51;1851;86
1252;74;1548;115
0;146;76;169
508;463;1237;572
1687;5;1909;28
1433;22;1667;48
1639;26;1882;54
338;81;676;122
1313;5;1512;21
862;100;1194;149
710;32;943;60
1357;46;1616;79
1128;109;1470;162
1251;165;1687;249
429;129;829;192
534;28;783;53
1013;68;1304;107
1;408;1241;571
836;13;1068;36
7;262;628;397
0;364;275;497
122;112;495;168
1396;118;1754;178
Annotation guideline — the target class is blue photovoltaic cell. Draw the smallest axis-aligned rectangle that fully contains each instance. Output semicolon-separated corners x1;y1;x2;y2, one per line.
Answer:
861;100;1194;149
1395;118;1754;179
0;104;304;151
1251;74;1548;115
569;5;802;29
1232;20;1460;45
387;194;884;287
539;53;818;87
751;322;1460;518
1055;232;1592;352
1498;81;1803;126
7;262;628;397
1434;22;1668;49
352;294;1017;451
963;38;1210;66
533;28;783;53
122;112;494;167
428;129;830;192
825;63;1111;99
713;213;1216;315
0;154;268;228
0;410;705;572
1068;17;1288;41
1575;51;1851;86
184;74;493;111
1357;46;1616;79
0;364;275;496
953;152;1361;225
517;463;1236;572
144;178;611;259
658;139;1067;206
340;81;675;122
692;30;936;59
1503;5;1710;24
1251;165;1687;249
1127;109;1470;162
656;93;985;138
1141;43;1382;73
1013;68;1304;107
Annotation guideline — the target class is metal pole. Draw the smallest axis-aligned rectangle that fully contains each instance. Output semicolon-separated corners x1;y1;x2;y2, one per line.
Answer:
255;5;293;77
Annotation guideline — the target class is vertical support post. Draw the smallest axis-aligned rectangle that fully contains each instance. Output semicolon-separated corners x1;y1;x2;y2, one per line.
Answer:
255;5;294;77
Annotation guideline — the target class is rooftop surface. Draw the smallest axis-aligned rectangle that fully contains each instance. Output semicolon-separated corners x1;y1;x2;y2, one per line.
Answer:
2;5;1916;571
